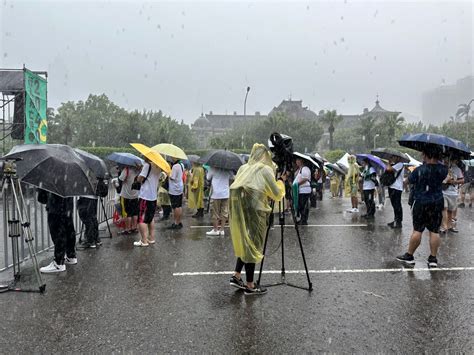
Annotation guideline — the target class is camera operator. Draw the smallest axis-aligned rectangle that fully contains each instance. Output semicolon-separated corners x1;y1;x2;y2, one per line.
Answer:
229;143;286;295
294;157;312;225
77;196;100;248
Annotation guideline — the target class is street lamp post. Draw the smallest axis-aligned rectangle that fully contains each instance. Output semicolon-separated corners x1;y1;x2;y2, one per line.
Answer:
243;86;250;117
374;134;380;150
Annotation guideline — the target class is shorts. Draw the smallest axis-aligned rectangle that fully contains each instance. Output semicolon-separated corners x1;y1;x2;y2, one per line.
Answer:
443;194;457;211
211;198;229;222
412;200;443;233
169;194;183;209
460;183;472;194
123;198;139;217
138;199;157;224
349;182;358;197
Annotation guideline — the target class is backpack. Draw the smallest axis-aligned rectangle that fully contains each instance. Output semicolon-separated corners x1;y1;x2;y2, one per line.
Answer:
380;166;403;187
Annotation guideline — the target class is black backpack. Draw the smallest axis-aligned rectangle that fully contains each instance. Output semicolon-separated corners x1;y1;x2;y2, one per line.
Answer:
380;167;403;187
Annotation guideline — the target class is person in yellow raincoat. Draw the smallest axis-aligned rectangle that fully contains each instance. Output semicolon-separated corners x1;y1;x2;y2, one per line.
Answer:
188;161;205;218
344;155;360;213
329;170;340;198
229;143;286;295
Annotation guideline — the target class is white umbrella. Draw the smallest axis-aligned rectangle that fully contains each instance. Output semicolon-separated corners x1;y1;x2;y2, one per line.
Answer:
336;152;350;169
406;153;422;166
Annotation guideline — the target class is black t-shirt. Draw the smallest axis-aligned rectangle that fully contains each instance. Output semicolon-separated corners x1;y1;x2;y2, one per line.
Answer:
408;163;448;205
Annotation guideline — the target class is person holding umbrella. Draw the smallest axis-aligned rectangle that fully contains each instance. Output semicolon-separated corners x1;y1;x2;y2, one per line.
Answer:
396;149;448;267
206;166;235;236
167;158;185;230
386;157;405;229
130;143;171;247
360;158;377;219
119;163;142;235
294;157;312;225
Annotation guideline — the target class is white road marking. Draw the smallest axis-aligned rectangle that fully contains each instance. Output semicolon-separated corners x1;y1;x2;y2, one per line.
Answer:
173;267;474;277
190;224;368;229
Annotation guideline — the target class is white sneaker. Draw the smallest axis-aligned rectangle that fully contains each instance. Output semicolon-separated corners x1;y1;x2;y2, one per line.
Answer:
40;261;66;273
346;208;354;213
219;230;225;236
65;257;77;265
206;229;220;236
352;208;359;213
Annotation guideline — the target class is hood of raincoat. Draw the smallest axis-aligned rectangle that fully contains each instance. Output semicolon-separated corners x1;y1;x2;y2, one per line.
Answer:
229;143;285;264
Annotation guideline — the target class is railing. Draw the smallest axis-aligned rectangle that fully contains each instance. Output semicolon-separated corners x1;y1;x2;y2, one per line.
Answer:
0;182;116;272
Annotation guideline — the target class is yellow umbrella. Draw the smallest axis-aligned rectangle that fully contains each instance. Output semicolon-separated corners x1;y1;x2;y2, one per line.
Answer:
151;143;187;160
130;143;171;175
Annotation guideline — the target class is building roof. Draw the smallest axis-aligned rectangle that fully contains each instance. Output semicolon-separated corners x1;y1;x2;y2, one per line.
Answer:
269;99;318;120
362;99;400;118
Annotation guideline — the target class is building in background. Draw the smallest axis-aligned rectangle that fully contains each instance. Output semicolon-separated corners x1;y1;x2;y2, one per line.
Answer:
422;76;474;125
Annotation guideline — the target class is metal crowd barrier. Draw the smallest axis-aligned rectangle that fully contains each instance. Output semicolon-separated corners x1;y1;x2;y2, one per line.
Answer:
1;183;115;272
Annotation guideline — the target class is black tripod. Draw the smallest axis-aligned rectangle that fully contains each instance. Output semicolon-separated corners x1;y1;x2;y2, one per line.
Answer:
0;167;46;293
257;178;313;291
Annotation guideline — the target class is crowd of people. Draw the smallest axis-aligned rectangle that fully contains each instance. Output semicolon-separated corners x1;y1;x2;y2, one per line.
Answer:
36;142;473;296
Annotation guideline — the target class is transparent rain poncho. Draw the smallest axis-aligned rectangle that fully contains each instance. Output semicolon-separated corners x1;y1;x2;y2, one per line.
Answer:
344;155;360;197
230;144;285;264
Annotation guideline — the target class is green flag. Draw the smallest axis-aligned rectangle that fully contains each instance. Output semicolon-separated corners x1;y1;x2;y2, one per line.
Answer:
24;69;48;143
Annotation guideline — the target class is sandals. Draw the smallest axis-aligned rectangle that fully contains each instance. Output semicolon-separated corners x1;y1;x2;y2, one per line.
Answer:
133;240;149;247
148;240;156;244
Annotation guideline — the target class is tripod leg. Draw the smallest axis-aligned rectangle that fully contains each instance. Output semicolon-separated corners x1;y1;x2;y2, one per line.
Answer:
100;198;113;238
256;200;275;287
12;179;45;292
279;200;286;280
286;181;313;291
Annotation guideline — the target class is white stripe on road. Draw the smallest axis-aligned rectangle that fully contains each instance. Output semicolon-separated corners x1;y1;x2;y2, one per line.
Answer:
190;224;368;229
173;267;474;276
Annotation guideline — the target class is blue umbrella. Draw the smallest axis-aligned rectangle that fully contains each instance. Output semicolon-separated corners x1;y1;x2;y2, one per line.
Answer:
356;154;386;171
398;133;470;159
106;152;144;167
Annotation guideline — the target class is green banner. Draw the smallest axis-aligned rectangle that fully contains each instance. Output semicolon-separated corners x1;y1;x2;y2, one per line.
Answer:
24;69;48;143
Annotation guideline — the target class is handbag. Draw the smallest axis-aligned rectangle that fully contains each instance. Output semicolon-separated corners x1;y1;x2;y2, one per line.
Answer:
380;167;402;187
132;164;151;190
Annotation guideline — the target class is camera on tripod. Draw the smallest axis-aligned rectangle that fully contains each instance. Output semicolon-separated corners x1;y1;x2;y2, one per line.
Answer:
268;132;294;174
0;159;17;177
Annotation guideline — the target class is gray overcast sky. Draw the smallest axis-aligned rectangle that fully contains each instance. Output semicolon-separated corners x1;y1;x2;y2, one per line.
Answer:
1;0;472;123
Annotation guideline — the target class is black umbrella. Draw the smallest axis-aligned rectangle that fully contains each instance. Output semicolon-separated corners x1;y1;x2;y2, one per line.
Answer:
293;152;321;170
326;163;346;176
371;148;409;163
336;162;348;174
398;133;471;159
4;144;97;197
74;148;108;179
198;150;245;170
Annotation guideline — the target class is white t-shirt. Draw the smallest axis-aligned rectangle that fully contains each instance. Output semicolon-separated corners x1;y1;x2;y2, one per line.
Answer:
138;163;160;201
119;167;139;200
362;166;377;190
389;162;405;191
207;168;234;199
443;165;463;196
168;162;184;196
296;166;311;194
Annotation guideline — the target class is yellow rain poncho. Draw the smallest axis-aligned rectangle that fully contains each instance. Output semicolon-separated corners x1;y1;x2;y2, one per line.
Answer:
344;155;360;197
188;164;205;209
230;144;285;264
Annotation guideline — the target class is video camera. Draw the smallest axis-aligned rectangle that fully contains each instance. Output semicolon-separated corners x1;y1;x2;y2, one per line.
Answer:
268;132;294;173
0;159;18;180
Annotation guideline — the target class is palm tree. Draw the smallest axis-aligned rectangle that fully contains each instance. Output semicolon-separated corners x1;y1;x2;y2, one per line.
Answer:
384;113;405;145
321;110;343;150
357;115;377;149
456;99;473;147
456;99;473;121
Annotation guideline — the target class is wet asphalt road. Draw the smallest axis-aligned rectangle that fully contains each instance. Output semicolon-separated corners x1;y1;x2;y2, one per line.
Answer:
0;194;473;353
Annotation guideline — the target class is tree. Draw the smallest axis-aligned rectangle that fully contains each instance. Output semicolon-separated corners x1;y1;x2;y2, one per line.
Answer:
456;99;473;121
320;110;343;150
380;113;405;146
356;115;377;150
